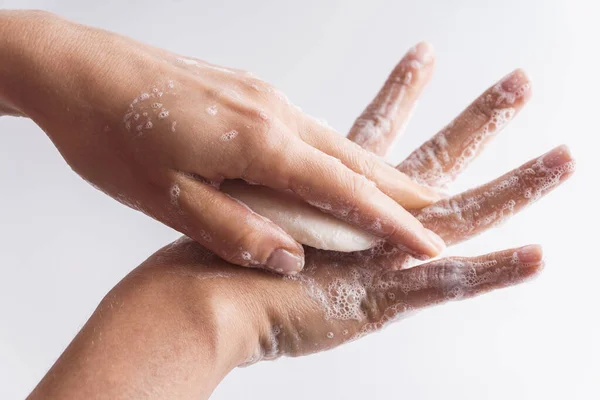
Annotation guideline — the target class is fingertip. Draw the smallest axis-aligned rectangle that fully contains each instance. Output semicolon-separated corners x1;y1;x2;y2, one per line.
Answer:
515;245;545;281
516;244;543;264
542;145;576;171
409;41;435;64
500;68;532;102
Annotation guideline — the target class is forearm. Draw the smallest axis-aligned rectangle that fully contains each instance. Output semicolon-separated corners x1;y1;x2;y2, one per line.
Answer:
0;10;73;119
28;262;257;400
0;11;146;133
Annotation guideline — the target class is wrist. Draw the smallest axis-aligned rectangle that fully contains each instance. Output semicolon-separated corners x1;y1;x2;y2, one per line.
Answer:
130;260;262;378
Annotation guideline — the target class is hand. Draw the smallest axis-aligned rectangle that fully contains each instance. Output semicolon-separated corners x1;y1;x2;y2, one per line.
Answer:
30;43;574;400
124;48;575;360
219;42;538;259
0;10;444;273
141;147;571;366
141;44;574;361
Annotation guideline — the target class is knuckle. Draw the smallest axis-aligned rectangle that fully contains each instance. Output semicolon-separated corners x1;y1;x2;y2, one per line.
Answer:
358;152;380;178
424;261;468;295
433;192;479;225
342;172;385;229
254;109;273;133
421;133;451;168
347;172;374;202
240;106;273;139
264;85;290;106
252;119;288;159
245;76;268;91
238;109;276;165
431;263;463;284
451;192;479;224
470;97;494;120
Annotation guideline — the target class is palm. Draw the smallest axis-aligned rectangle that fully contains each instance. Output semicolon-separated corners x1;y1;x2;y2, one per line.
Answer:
140;42;573;363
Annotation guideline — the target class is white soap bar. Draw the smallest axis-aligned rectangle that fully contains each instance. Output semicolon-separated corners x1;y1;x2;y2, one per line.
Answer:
220;180;378;252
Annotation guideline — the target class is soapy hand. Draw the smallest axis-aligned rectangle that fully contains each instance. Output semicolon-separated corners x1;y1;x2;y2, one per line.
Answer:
0;11;444;274
130;44;574;363
29;39;575;399
220;51;538;257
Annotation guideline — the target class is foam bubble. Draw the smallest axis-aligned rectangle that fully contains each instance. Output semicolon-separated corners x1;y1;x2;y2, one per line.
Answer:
403;107;515;188
206;105;218;116
177;57;198;66
220;130;238;141
350;73;409;156
170;184;180;205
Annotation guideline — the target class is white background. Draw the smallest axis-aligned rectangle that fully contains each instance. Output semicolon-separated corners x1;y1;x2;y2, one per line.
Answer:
0;0;598;399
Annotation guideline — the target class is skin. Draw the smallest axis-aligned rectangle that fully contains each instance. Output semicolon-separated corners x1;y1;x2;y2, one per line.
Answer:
220;48;535;254
27;37;574;398
0;10;446;274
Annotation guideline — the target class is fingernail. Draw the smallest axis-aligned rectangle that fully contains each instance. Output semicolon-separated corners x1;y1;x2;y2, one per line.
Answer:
425;229;446;254
501;68;531;93
517;245;543;264
265;249;304;275
542;145;575;169
410;41;434;64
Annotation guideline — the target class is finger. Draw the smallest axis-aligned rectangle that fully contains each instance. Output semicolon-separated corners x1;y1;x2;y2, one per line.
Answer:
414;145;575;245
347;41;436;156
246;137;446;259
382;245;544;311
172;174;305;275
301;123;440;209
398;69;532;188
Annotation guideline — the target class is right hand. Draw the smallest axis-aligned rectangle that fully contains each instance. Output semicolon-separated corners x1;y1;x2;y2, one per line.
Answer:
0;11;443;273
